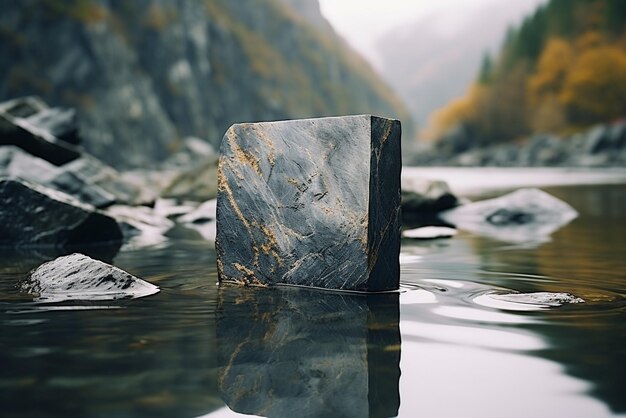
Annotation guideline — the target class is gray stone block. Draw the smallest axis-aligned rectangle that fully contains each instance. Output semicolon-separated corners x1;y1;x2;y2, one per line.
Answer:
216;115;401;291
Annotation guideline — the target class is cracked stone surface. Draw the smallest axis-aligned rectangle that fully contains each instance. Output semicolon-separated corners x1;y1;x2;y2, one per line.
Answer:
216;115;401;291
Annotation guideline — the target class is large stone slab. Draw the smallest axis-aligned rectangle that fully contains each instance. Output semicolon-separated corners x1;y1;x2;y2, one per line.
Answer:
216;115;401;291
217;286;400;417
0;177;122;248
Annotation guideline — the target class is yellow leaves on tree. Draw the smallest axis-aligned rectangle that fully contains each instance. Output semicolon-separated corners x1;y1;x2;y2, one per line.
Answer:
430;84;487;139
528;38;574;103
560;45;626;123
527;38;574;132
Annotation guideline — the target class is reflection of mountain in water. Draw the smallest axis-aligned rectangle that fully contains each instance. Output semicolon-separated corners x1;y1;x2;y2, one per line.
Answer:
217;286;400;418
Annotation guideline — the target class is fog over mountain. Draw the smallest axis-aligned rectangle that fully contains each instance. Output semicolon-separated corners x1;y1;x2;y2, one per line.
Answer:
371;0;547;131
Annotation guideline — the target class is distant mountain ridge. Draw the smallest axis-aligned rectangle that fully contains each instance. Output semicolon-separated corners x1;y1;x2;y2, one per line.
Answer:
0;0;411;168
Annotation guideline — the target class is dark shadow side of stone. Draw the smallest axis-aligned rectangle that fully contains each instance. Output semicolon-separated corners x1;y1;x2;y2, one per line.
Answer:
367;116;401;291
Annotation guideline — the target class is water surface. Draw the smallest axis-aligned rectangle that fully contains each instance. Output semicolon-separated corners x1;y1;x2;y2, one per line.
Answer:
1;170;625;418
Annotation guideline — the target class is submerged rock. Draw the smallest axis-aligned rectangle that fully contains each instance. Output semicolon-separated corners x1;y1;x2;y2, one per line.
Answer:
0;177;122;247
491;292;584;307
216;115;402;291
439;188;578;243
20;253;159;302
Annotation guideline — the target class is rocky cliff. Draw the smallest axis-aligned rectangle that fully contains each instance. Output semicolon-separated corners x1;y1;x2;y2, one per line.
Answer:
0;0;410;168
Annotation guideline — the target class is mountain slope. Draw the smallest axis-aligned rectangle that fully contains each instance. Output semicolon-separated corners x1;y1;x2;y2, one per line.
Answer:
0;0;411;168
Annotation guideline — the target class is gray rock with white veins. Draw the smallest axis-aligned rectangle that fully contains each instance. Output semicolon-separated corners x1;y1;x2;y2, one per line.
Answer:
216;115;401;291
20;253;159;302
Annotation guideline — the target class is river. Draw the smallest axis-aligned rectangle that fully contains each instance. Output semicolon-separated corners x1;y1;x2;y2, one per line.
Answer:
1;168;625;418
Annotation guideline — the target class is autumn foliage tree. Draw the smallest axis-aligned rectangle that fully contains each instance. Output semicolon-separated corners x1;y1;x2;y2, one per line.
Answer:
430;0;626;144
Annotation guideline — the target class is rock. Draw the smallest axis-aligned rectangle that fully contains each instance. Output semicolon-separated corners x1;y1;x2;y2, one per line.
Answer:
153;198;199;220
162;136;216;169
520;134;566;166
20;253;159;302
61;156;144;205
402;226;457;240
160;155;219;202
0;97;82;166
105;205;174;249
401;176;458;227
439;188;578;243
217;286;400;418
0;146;116;208
491;292;584;307
120;169;180;205
178;199;217;242
23;107;79;145
0;96;47;118
436;123;474;155
177;199;216;224
0;177;123;248
216;115;402;291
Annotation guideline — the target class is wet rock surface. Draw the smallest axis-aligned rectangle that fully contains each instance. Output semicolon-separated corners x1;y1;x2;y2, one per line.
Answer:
0;177;122;248
439;188;578;243
216;115;402;291
217;286;400;418
161;154;219;202
401;176;459;227
0;97;82;166
0;146;113;208
491;292;585;307
20;253;159;302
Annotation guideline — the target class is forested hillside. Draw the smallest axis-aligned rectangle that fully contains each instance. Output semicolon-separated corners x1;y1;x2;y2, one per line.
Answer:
0;0;411;168
432;0;626;144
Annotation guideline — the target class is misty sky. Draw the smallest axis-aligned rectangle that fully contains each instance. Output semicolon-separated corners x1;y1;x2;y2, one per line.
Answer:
319;0;546;70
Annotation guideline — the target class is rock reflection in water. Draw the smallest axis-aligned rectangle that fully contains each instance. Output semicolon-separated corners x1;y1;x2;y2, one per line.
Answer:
217;286;400;418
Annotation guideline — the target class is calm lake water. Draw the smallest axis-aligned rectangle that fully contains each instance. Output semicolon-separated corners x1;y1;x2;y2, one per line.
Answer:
1;169;625;418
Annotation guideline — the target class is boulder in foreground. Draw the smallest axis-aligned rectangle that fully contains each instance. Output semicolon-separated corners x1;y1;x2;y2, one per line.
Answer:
0;177;122;248
216;115;401;291
20;253;159;302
